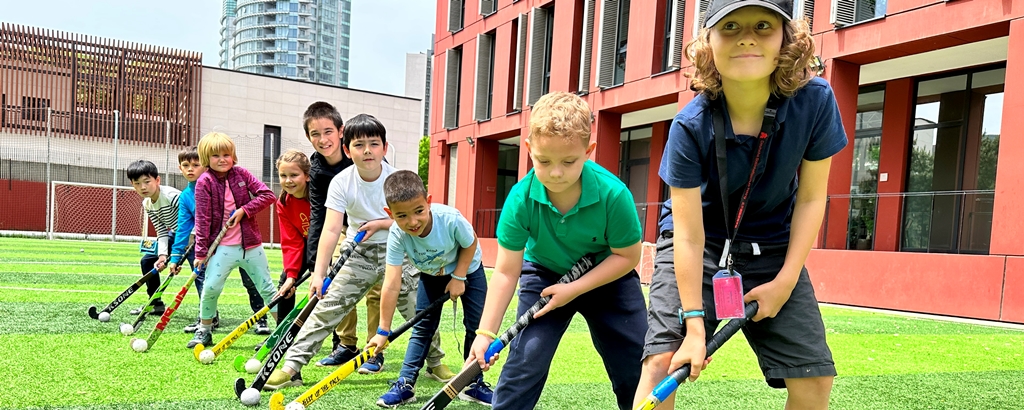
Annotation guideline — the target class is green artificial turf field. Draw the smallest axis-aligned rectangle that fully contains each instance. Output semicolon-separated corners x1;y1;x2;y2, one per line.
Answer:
1;237;1022;409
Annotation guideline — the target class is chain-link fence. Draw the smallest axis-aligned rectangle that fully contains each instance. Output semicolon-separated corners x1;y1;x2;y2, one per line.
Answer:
1;108;286;247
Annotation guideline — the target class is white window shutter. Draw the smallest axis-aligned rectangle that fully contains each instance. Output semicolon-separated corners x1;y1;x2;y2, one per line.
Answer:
513;13;528;111
443;49;461;129
527;7;550;106
474;34;494;121
831;0;855;27
578;0;596;93
693;0;710;38
596;0;618;88
449;0;464;32
668;0;686;69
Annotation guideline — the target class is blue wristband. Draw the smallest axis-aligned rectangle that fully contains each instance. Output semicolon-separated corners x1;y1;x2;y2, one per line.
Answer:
449;274;467;281
376;327;391;337
678;308;705;324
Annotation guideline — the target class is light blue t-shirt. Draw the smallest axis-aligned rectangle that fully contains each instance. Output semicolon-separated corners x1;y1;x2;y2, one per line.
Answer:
386;203;482;276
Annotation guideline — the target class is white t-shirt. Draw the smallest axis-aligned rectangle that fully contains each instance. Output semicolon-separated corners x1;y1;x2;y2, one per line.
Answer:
386;203;482;276
325;161;396;244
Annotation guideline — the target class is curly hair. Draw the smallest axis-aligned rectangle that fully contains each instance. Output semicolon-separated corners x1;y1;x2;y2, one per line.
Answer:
685;17;815;100
528;92;592;146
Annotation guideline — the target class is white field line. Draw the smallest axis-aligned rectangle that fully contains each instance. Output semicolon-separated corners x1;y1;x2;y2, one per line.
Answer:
821;303;1024;331
0;285;251;297
0;261;136;266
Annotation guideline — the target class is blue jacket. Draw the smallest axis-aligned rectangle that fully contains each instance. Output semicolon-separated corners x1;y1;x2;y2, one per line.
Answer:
169;181;196;265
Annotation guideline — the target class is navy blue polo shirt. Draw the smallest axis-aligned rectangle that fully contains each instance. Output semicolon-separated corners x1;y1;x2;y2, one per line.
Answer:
658;77;848;243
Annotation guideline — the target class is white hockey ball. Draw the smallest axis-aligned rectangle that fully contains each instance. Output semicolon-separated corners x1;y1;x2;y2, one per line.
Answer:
285;402;306;410
132;338;148;352
119;323;134;336
98;312;111;322
199;349;216;364
245;358;262;374
240;388;261;406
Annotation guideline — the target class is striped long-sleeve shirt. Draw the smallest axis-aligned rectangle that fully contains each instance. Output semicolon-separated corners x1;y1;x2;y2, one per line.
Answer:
143;185;181;256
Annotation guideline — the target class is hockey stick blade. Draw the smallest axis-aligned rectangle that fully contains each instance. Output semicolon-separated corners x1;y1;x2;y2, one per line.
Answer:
633;301;759;410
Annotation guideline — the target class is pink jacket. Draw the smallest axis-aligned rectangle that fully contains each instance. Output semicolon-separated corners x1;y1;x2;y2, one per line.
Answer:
194;166;275;259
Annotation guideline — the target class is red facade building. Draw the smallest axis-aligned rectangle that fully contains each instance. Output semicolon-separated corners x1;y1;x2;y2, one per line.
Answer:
428;0;1024;323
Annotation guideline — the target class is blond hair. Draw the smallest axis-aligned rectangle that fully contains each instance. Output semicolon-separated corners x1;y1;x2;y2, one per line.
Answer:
275;149;311;200
197;132;238;168
685;18;815;99
528;92;592;146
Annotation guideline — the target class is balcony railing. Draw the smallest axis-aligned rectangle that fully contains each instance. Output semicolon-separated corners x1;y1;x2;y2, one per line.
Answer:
823;190;995;254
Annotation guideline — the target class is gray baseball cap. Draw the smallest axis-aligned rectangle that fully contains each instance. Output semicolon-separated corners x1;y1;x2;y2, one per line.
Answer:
703;0;794;28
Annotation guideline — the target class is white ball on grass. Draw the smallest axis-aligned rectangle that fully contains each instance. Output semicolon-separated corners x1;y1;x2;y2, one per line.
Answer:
80;248;84;252
245;358;262;374
199;349;216;364
119;323;134;336
131;338;148;352
240;388;261;406
285;402;306;410
97;312;111;322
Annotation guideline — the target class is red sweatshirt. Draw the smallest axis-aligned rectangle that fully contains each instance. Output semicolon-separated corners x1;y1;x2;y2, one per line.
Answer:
276;192;311;280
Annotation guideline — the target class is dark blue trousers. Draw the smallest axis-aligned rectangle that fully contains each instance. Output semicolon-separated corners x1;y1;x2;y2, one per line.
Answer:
400;266;487;383
492;261;647;410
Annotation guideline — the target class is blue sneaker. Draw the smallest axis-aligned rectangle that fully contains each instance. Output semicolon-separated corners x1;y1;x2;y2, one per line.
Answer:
316;345;360;367
458;381;493;406
376;377;415;408
359;352;385;374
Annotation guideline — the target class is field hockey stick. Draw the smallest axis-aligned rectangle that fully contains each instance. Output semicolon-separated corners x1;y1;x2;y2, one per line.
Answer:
633;301;759;410
269;293;451;410
234;230;366;402
88;269;160;320
420;254;597;410
131;217;233;352
233;295;311;373
120;243;196;334
193;271;313;362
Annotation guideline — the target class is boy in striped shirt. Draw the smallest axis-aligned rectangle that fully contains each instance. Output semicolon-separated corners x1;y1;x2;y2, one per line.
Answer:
127;159;180;316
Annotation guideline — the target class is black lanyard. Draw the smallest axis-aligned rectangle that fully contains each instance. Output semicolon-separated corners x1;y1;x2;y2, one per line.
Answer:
713;96;780;269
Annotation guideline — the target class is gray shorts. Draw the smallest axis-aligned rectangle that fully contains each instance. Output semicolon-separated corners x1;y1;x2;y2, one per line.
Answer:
642;233;836;388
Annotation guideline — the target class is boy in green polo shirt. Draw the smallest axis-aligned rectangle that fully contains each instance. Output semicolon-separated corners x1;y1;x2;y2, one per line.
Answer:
468;92;648;410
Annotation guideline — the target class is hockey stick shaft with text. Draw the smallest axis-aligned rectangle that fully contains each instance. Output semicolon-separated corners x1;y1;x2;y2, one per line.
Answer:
234;231;367;399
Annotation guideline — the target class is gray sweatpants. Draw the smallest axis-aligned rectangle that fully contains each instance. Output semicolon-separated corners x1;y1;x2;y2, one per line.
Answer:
283;241;445;371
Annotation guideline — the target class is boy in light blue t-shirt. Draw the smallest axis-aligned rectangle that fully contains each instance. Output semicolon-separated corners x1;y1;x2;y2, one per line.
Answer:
366;170;492;407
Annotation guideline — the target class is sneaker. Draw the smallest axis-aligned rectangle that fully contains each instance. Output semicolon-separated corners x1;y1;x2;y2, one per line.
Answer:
264;369;303;391
186;328;212;349
358;352;385;374
316;345;360;367
376;377;415;408
424;364;455;383
458;381;493;406
254;317;271;335
148;302;165;316
183;318;201;333
128;305;145;315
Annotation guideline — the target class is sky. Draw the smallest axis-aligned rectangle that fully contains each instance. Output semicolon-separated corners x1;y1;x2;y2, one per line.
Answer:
1;0;437;97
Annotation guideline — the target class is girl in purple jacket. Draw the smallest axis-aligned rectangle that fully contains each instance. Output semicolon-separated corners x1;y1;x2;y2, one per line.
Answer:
188;132;279;349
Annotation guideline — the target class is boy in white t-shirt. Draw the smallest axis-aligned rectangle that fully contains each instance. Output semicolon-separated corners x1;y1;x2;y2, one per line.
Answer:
266;114;434;390
367;170;492;407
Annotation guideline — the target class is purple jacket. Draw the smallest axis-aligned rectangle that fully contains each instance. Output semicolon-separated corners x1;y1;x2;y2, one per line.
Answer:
194;166;275;259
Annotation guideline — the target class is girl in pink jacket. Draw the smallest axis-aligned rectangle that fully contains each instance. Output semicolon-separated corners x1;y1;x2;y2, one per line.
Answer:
189;132;278;349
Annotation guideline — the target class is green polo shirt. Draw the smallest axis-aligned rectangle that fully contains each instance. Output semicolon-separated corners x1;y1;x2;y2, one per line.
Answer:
497;160;642;274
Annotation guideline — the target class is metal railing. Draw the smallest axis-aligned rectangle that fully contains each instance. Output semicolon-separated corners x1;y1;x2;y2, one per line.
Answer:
823;190;995;254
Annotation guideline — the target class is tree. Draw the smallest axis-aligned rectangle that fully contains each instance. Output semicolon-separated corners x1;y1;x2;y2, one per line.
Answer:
418;136;430;190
